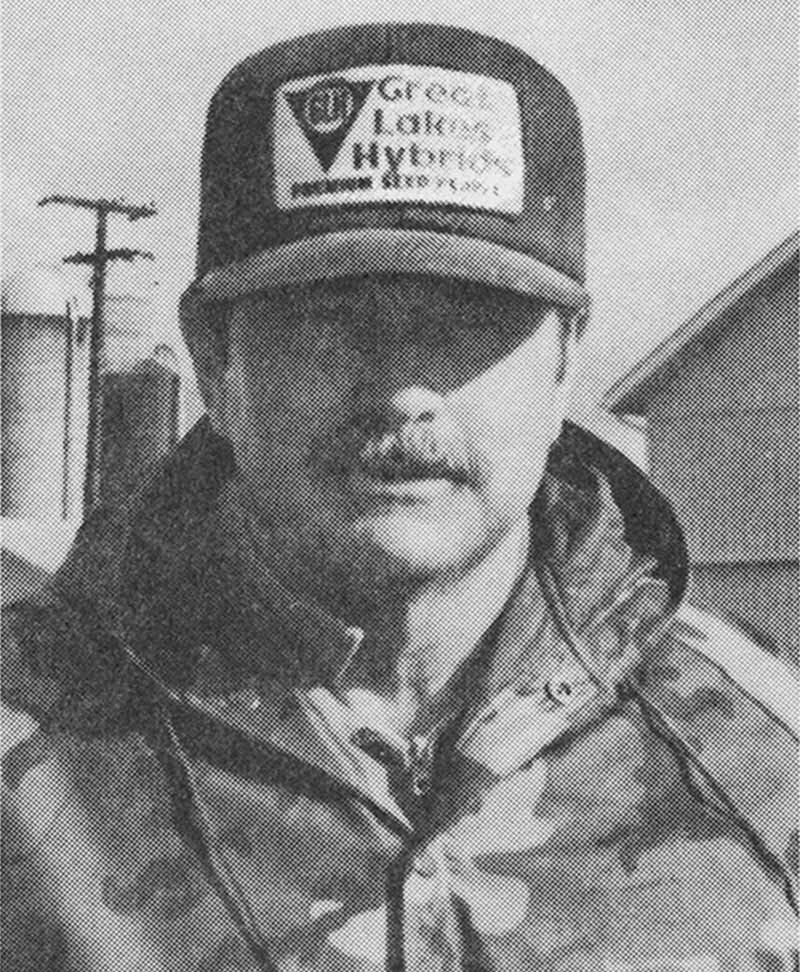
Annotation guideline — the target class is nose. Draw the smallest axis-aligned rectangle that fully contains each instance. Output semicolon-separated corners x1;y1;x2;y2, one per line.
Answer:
383;386;445;425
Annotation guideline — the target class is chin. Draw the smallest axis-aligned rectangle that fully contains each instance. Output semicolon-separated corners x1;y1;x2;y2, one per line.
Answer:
337;501;503;582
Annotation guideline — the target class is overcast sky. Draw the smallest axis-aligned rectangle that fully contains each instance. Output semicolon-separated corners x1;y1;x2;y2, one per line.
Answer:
3;0;797;410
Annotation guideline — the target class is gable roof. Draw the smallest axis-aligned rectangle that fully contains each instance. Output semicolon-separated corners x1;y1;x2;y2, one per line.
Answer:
603;232;799;415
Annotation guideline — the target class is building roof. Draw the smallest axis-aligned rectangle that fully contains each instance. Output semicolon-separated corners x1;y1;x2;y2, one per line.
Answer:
603;232;799;415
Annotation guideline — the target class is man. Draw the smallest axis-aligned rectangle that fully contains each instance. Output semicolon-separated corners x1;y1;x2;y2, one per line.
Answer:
2;23;797;972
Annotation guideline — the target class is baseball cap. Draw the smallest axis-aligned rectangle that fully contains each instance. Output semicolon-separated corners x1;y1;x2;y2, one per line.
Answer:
189;23;587;309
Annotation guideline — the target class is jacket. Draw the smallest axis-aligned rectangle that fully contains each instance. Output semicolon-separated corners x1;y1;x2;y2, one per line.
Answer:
3;419;797;972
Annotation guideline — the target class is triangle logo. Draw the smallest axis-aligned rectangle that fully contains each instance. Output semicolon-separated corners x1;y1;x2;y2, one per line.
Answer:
285;78;374;173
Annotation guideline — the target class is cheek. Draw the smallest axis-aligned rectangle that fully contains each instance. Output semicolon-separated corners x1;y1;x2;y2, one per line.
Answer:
215;347;353;468
242;326;358;419
447;329;567;491
211;358;251;443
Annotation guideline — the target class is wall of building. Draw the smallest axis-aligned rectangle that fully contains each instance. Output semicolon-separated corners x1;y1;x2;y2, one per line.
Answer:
640;258;799;660
643;262;799;417
648;406;798;564
689;560;799;663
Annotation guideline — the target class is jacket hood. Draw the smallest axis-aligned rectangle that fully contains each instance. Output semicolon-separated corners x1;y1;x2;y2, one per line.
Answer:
3;417;687;736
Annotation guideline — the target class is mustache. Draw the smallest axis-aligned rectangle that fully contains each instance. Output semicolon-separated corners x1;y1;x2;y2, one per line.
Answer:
313;414;474;483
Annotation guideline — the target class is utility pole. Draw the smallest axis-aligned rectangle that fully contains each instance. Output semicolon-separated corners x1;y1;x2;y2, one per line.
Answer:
39;195;156;514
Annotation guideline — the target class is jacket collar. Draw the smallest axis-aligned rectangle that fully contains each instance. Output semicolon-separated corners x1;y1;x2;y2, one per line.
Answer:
16;417;687;740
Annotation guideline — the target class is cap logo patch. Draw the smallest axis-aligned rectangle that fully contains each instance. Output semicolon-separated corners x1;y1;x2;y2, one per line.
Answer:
285;79;374;171
273;65;524;215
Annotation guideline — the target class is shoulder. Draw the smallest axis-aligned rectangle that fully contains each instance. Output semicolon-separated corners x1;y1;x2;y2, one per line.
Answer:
632;602;798;892
666;602;798;734
2;709;164;866
634;600;797;761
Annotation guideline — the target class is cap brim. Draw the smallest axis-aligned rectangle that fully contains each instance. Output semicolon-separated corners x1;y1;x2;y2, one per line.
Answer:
195;228;588;308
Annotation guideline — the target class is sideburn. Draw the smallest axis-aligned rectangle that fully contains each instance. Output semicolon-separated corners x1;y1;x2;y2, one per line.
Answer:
179;289;232;406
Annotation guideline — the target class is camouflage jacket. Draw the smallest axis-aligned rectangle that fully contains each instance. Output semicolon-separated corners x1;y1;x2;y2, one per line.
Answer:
2;420;797;972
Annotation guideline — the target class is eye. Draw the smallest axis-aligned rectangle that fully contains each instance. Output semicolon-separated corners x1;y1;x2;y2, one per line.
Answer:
454;308;504;331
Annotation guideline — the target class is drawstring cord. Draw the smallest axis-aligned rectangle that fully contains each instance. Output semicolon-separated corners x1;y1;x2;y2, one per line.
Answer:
141;560;642;972
635;690;798;914
116;628;280;968
537;559;798;914
153;713;280;972
137;560;796;972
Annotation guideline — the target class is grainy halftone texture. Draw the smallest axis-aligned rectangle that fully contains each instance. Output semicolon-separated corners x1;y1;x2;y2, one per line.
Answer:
3;15;798;972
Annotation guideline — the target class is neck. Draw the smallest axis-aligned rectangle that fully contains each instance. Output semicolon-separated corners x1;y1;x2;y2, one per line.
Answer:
216;484;530;729
337;520;529;712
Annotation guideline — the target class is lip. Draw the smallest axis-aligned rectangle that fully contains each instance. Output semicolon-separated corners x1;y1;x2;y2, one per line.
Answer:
344;473;460;502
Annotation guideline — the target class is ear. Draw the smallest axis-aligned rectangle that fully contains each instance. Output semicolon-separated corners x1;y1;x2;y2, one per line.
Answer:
555;305;588;384
179;287;229;410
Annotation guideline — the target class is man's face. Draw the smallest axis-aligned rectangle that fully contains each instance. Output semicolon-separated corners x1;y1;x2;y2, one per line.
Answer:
208;275;575;589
